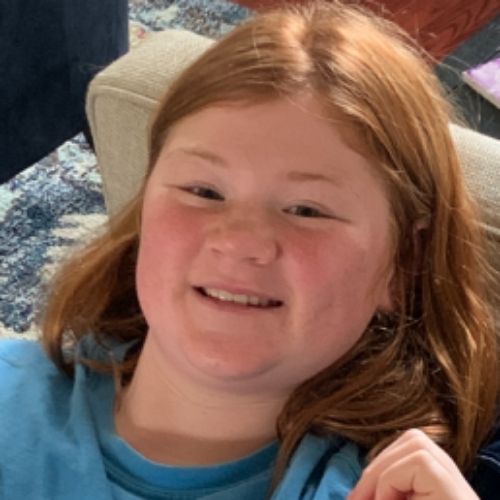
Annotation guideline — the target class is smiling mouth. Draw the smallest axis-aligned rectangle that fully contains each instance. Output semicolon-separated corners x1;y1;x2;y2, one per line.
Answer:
194;287;283;309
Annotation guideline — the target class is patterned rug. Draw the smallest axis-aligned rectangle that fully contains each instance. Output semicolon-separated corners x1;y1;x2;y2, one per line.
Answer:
0;0;251;340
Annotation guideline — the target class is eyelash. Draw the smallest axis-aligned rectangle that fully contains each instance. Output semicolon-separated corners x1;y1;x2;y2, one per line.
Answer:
180;185;331;219
286;206;327;218
182;186;223;200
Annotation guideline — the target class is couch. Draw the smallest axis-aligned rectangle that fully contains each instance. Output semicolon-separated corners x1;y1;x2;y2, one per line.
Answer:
0;0;129;183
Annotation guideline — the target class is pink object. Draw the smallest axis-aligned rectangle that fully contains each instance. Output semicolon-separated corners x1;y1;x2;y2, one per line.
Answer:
462;56;500;109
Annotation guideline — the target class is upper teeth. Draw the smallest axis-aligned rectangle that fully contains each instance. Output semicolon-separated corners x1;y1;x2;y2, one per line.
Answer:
203;288;278;307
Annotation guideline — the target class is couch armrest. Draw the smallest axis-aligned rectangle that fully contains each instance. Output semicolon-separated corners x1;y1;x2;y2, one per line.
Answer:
86;29;214;216
451;124;500;239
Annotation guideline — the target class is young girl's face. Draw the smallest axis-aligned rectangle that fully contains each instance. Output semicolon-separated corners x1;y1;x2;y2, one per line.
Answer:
136;96;395;396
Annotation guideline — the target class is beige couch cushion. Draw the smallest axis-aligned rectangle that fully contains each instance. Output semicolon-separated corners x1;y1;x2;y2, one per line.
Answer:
86;30;214;216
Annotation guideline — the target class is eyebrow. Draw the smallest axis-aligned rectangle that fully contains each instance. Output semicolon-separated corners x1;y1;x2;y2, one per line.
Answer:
165;146;227;167
286;170;343;186
165;146;343;186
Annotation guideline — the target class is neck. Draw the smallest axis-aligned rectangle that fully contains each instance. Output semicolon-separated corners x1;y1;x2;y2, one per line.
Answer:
114;335;284;466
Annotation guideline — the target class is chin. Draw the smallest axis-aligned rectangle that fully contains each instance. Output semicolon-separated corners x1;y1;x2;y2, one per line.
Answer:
183;337;280;383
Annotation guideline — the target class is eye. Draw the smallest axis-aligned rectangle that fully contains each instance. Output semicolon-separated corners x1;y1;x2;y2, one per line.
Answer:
286;205;329;218
183;185;224;201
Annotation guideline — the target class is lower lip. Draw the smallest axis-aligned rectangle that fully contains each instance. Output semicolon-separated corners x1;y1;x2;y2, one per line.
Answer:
191;288;282;314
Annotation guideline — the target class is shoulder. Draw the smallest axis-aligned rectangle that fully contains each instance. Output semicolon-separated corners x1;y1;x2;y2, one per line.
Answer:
273;433;364;499
0;338;59;376
0;338;63;381
304;434;363;498
0;337;45;356
0;338;112;496
0;338;72;426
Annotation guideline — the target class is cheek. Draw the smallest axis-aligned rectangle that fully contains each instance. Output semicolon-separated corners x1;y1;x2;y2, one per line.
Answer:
285;228;368;295
285;228;383;336
136;200;204;307
141;197;206;259
283;233;377;373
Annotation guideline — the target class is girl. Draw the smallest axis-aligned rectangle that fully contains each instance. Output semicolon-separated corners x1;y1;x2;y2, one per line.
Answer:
1;1;498;498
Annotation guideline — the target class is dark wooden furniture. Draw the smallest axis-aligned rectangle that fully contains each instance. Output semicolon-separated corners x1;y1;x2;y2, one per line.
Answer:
232;0;500;61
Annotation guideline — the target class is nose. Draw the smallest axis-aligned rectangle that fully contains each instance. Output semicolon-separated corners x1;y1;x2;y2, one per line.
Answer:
206;215;280;266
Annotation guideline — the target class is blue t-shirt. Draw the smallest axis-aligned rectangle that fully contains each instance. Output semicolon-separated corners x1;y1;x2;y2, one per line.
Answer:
0;338;363;499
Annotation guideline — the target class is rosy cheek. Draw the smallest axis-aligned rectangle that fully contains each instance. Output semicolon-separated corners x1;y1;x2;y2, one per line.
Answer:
283;229;337;289
143;197;204;246
138;201;195;281
285;226;372;306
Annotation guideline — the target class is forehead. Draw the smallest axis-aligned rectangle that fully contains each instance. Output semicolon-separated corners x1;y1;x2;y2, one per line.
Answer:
159;97;382;187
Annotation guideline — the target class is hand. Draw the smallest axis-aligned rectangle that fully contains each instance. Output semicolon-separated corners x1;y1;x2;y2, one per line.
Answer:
348;429;479;500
